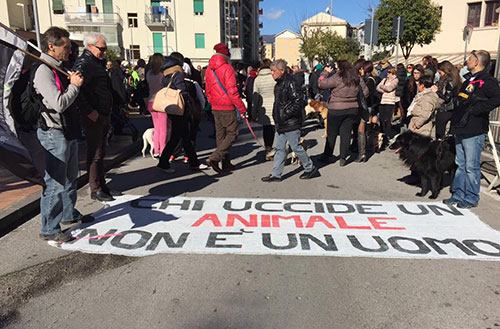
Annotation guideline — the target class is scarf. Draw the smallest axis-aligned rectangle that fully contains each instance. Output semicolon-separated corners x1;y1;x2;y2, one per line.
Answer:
163;65;183;76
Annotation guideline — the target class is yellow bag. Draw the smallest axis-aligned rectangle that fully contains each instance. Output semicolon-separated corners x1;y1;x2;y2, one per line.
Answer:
152;72;185;115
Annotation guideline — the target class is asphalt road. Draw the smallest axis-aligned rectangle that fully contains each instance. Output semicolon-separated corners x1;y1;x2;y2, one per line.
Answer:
1;118;500;329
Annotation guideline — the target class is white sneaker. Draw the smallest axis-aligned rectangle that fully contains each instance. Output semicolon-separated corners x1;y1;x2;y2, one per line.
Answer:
191;164;208;170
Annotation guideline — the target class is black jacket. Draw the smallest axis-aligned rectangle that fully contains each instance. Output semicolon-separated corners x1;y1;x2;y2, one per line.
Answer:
109;66;127;106
436;79;459;113
402;80;417;110
395;68;407;97
162;57;189;117
293;71;305;88
273;73;304;134
450;69;500;135
308;70;321;98
73;49;113;116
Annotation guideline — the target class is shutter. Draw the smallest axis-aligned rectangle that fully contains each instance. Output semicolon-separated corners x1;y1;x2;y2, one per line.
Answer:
195;33;205;49
102;0;113;13
194;0;204;14
86;0;95;5
52;0;64;12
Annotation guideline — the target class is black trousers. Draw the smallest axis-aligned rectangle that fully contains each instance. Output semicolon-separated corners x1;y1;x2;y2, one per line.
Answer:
158;115;200;168
435;111;452;140
263;125;275;148
379;104;394;137
323;113;357;160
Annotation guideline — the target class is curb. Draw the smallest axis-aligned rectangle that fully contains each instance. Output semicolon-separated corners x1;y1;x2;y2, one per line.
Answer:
0;140;142;237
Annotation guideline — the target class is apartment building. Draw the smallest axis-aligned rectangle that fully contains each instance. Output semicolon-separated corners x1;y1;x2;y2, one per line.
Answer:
274;29;301;67
301;12;353;38
1;0;35;32
261;34;275;60
398;0;499;66
1;0;262;67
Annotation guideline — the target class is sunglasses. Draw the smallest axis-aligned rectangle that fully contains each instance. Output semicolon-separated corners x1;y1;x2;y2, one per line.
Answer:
91;44;107;52
471;50;478;60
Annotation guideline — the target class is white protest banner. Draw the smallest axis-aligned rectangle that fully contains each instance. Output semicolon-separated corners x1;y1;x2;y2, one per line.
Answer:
54;195;500;261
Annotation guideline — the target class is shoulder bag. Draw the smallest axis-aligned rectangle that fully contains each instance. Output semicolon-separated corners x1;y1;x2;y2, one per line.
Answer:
152;72;185;116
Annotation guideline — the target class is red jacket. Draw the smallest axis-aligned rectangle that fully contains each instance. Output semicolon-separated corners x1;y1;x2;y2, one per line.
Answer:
205;54;247;114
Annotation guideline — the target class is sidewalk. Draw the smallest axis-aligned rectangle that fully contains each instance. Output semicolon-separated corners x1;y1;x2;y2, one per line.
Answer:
0;114;152;235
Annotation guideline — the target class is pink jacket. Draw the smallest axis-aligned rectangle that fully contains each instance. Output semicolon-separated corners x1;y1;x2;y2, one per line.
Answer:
205;54;246;114
376;76;399;105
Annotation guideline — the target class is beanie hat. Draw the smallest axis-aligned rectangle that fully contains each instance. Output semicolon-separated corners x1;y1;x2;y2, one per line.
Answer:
315;64;323;71
213;43;230;57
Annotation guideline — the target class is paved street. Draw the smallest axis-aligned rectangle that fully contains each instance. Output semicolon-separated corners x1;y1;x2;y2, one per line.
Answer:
1;118;500;329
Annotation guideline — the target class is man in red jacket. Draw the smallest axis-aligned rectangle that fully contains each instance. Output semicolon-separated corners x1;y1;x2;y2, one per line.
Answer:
205;43;247;173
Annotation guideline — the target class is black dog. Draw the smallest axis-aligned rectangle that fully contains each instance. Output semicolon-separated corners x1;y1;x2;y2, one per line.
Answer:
389;131;457;199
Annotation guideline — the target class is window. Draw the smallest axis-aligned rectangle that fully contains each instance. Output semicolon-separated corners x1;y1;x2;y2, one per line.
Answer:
485;1;500;26
129;45;140;60
102;0;113;14
467;2;482;27
194;0;204;15
128;13;138;28
52;0;64;14
195;33;205;48
85;0;95;5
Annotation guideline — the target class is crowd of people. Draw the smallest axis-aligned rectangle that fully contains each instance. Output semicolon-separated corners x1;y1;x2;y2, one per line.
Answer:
17;25;500;243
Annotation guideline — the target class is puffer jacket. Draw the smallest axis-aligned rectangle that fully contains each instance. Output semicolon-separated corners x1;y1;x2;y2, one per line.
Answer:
205;53;246;114
252;68;276;125
377;76;398;105
409;89;443;137
73;49;113;116
273;73;304;134
436;79;459;113
318;72;369;111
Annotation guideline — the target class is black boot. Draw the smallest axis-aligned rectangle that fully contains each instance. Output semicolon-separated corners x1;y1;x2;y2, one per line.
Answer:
356;132;367;162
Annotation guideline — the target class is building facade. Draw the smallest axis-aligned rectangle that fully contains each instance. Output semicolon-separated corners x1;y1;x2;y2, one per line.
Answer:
301;12;353;38
1;0;263;67
274;29;301;67
399;0;499;65
261;34;275;60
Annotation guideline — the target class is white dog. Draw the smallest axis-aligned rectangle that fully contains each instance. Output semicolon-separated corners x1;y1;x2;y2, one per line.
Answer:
141;128;155;158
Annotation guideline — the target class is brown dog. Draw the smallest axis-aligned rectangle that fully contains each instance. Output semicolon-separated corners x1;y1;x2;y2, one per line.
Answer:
306;100;328;138
291;138;308;165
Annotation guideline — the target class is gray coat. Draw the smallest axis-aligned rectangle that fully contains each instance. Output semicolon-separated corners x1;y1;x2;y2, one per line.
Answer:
252;68;275;125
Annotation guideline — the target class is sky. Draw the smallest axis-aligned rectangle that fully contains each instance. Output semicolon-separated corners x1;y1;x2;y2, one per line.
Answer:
260;0;380;35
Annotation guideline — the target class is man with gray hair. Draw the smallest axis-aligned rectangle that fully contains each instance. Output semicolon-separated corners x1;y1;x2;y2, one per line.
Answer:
261;59;319;182
34;27;93;242
74;32;122;201
444;50;500;208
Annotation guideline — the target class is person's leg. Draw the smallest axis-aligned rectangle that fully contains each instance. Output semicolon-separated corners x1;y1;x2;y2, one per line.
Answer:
37;129;68;235
158;116;183;169
324;112;341;158
287;130;314;172
150;107;168;155
97;115;111;190
263;125;275;148
450;135;466;202
210;110;238;162
83;116;102;194
179;117;200;167
357;120;367;162
435;111;452;140
339;115;357;160
461;133;486;205
379;105;393;138
270;132;288;179
61;138;80;222
209;111;227;162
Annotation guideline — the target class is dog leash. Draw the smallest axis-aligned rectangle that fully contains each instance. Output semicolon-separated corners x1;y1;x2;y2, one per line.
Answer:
244;117;265;148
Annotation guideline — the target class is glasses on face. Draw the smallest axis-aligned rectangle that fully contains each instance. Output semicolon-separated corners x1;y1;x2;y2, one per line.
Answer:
471;50;478;60
92;44;107;52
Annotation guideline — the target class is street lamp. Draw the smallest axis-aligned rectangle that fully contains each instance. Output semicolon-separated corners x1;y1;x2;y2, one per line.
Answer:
16;3;26;31
129;23;134;64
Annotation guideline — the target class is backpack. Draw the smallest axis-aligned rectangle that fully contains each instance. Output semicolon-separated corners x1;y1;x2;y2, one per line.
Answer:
17;63;48;132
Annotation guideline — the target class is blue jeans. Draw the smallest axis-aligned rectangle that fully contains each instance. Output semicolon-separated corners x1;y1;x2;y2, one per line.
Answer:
451;133;486;205
37;128;80;235
271;129;313;178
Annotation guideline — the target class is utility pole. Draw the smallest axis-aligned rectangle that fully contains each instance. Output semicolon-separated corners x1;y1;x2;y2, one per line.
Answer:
129;24;134;64
369;8;374;59
395;16;401;66
32;0;41;47
463;25;469;64
16;3;26;31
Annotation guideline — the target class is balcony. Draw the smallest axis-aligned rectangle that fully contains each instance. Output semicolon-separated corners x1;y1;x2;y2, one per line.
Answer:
144;6;173;28
64;6;122;26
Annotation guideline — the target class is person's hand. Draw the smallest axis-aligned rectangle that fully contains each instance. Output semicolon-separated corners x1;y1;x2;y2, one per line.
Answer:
324;66;334;73
70;71;84;87
88;110;99;122
241;112;248;119
430;85;438;93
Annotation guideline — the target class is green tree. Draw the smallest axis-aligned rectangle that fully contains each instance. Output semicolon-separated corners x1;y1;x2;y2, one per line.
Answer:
375;0;441;60
104;47;120;63
300;29;360;66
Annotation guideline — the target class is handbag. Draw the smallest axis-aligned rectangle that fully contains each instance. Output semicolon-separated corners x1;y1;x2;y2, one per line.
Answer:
357;84;370;122
152;72;185;116
212;70;242;122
